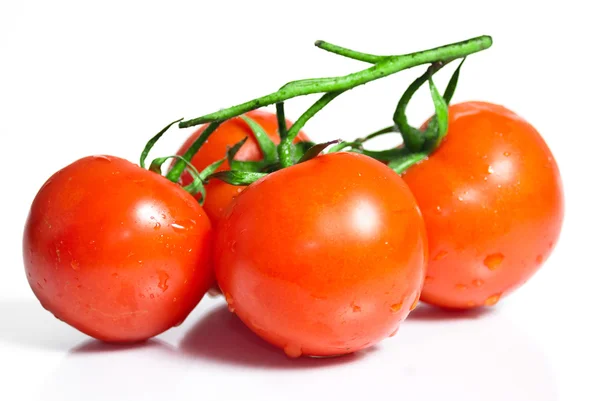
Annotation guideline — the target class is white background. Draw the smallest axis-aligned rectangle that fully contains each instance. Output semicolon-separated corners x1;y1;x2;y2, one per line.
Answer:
1;1;598;400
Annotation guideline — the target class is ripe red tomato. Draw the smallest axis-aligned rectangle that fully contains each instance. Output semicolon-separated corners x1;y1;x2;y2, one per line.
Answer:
23;155;213;342
214;152;427;357
176;109;309;223
402;101;564;309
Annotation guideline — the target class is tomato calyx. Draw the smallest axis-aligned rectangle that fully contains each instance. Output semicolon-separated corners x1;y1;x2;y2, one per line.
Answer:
328;58;467;174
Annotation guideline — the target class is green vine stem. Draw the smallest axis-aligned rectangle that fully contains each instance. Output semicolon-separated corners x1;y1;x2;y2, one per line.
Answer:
314;40;388;64
179;35;492;128
140;118;182;169
276;102;288;140
166;121;222;182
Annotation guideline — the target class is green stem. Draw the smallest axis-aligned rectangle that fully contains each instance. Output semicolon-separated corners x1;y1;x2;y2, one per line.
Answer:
314;40;388;63
327;141;362;153
276;102;287;140
179;35;492;128
279;91;343;167
166;121;222;182
357;125;399;143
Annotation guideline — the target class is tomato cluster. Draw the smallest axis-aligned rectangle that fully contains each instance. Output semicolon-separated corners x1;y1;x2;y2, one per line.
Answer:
22;36;564;358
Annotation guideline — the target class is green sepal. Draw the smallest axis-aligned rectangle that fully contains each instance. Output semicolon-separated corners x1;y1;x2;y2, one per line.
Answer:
443;58;466;104
388;152;429;174
149;155;208;204
140;118;183;169
208;171;267;186
239;115;278;164
199;158;225;181
291;140;316;162
425;75;448;145
298;140;341;163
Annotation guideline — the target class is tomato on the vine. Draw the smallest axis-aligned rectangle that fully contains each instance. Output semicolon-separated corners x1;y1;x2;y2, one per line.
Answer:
214;152;427;357
23;155;213;342
402;101;564;309
176;109;309;224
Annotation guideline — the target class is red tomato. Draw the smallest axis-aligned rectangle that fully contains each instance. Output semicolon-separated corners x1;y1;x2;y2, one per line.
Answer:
23;155;213;342
402;101;564;309
176;109;309;223
214;152;427;357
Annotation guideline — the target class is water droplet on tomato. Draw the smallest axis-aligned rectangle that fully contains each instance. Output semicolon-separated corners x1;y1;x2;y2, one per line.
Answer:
171;222;186;232
112;272;119;278
70;260;80;271
455;283;467;290
225;292;235;313
433;250;448;261
503;151;511;157
230;241;237;252
472;279;484;287
154;222;161;230
390;302;403;313
92;155;112;162
487;165;495;174
284;344;303;358
484;293;501;306
435;205;442;213
161;213;166;219
150;294;155;299
351;303;361;313
425;275;434;283
158;271;169;292
484;253;504;270
536;254;544;264
458;196;464;201
389;327;399;337
172;297;177;303
410;296;419;311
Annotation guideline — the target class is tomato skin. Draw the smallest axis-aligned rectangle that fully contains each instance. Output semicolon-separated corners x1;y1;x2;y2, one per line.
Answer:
176;109;309;223
23;155;213;342
214;152;427;357
402;101;564;309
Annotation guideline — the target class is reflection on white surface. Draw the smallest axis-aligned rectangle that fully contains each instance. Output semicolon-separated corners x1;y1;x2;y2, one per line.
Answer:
17;299;557;401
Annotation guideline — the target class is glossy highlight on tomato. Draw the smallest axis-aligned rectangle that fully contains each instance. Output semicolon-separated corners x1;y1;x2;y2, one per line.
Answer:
402;101;564;309
214;152;427;357
176;109;309;223
23;155;213;342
